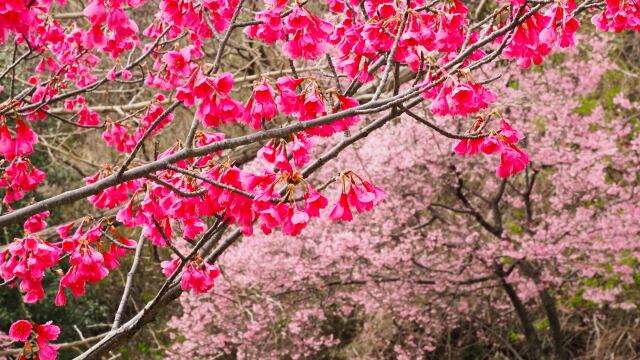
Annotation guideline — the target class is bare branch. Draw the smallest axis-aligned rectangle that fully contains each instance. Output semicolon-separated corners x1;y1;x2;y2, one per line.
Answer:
112;234;146;330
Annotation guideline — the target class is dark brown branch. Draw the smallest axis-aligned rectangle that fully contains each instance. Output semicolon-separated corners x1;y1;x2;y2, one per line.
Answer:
101;232;138;250
115;101;182;179
401;106;489;140
495;264;542;358
0;47;32;82
166;165;256;199
151;216;186;261
144;174;207;198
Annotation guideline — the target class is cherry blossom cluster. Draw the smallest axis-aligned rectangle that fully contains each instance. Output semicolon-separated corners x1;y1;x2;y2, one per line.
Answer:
501;1;580;68
0;212;59;303
55;221;136;306
83;0;142;58
422;76;497;118
161;255;221;293
253;171;329;236
157;0;240;40
0;204;135;306
453;119;529;178
328;0;473;80
0;115;44;204
592;0;640;32
275;76;361;137
258;133;312;169
246;2;334;61
178;71;361;135
177;71;243;128
102;95;174;153
113;159;256;240
65;96;101;126
329;171;386;222
8;319;60;360
0;0;638;357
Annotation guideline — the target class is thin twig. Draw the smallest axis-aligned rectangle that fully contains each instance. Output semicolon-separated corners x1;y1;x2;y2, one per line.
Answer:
111;234;146;330
151;216;186;261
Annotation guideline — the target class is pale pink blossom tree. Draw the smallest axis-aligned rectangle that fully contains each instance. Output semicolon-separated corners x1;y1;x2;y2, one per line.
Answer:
168;36;640;359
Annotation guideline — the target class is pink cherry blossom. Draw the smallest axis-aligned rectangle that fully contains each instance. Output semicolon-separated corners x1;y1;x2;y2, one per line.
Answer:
8;320;32;342
282;7;334;61
243;79;278;129
162;48;192;78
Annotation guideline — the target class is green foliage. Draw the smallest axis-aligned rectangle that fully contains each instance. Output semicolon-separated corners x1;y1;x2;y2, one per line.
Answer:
573;97;598;116
568;293;585;308
571;69;623;119
549;52;567;66
532;116;547;134
535;318;550;331
583;198;606;209
508;330;521;343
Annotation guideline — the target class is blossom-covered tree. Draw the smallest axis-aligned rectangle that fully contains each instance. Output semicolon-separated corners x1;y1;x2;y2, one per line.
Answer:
0;0;637;358
166;36;640;359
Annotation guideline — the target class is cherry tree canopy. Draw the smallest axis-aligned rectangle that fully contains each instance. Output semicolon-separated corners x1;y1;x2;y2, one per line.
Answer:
0;0;637;358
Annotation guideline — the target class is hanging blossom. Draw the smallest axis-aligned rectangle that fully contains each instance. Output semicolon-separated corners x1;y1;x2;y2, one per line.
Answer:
157;0;240;41
86;166;141;209
252;170;329;236
540;0;580;48
82;0;142;58
244;3;286;44
244;79;279;129
8;319;60;360
0;115;45;205
106;61;134;82
177;70;243;128
592;0;640;32
0;158;46;204
453;118;529;178
329;171;386;222
421;74;497;118
0;212;61;303
102;94;174;153
259;133;313;169
282;5;334;60
161;255;221;293
54;221;136;306
0;117;38;160
245;2;333;60
275;76;361;137
499;5;569;68
76;104;101;126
